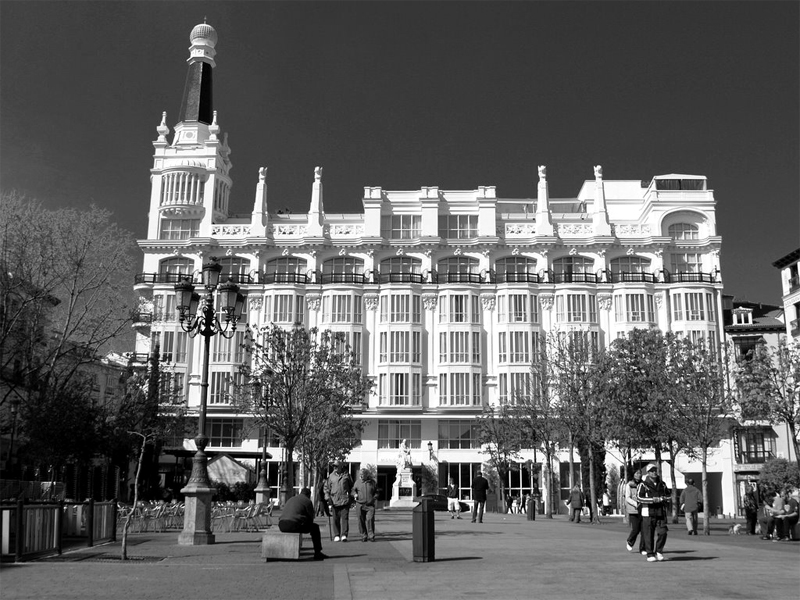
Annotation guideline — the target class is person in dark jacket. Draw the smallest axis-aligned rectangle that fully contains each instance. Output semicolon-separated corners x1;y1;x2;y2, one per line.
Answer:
637;463;669;562
470;471;491;523
352;468;378;542
446;477;462;519
278;487;326;560
324;462;353;542
566;485;585;523
743;484;759;535
680;478;703;535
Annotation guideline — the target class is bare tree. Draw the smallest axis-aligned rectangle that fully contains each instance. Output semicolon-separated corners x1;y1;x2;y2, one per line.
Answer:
477;404;524;508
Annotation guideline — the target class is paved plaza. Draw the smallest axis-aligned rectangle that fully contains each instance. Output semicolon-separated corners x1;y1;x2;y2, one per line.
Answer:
1;509;797;600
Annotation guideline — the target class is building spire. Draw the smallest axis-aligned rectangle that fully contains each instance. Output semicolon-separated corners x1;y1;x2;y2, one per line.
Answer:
178;22;218;125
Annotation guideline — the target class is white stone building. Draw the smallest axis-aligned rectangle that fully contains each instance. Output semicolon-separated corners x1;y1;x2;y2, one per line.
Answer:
773;248;800;341
134;22;735;512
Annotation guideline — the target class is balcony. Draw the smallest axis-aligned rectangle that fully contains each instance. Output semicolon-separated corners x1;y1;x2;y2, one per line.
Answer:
434;272;483;284
789;276;799;293
607;271;657;284
665;271;716;284
494;272;542;284
135;272;194;285
132;312;153;327
318;272;368;285
378;272;425;284
551;272;599;284
256;272;309;285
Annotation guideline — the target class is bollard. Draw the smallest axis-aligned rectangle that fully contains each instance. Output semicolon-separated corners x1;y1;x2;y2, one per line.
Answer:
412;498;435;562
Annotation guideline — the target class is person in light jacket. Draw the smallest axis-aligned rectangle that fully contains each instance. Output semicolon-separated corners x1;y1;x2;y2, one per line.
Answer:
679;478;703;535
625;470;645;554
324;462;353;542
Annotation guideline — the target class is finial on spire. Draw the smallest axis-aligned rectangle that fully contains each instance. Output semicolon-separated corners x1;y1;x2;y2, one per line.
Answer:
156;111;169;141
314;166;323;181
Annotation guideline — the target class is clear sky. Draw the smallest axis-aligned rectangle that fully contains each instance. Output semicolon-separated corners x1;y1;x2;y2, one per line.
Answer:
1;1;798;304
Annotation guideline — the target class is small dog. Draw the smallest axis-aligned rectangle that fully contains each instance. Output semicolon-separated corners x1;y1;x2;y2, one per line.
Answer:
728;523;743;535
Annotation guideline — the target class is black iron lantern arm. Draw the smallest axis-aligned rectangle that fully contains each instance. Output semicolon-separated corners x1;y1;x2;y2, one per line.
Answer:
177;286;242;339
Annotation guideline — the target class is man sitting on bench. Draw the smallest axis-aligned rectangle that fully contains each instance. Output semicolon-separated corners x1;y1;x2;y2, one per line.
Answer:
278;487;327;560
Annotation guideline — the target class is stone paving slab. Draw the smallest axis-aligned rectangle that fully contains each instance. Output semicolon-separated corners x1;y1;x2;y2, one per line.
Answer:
1;510;797;600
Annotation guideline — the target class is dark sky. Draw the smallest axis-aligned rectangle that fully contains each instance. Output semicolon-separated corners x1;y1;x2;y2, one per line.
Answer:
2;1;798;304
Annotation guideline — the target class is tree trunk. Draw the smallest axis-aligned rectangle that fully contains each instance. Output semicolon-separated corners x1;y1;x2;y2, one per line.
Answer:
667;444;680;524
701;451;709;535
567;430;575;492
588;447;600;524
543;454;553;518
121;434;147;561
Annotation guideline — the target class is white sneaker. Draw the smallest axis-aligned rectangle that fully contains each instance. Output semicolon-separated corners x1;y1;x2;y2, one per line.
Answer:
341;535;347;542
333;536;340;542
656;553;665;561
646;556;657;562
626;543;633;552
641;551;647;556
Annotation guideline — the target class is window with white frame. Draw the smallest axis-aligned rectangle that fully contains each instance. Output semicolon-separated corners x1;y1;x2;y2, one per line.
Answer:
438;293;480;324
209;370;244;405
668;223;700;240
380;293;421;323
439;372;482;406
498;372;532;405
211;331;246;363
555;294;597;322
613;293;655;323
498;331;536;363
377;420;421;449
378;372;421;406
498;293;537;323
381;214;422;239
438;214;478;239
322;293;362;324
151;329;188;363
609;256;651;275
670;253;702;273
267;294;305;324
159;218;199;240
331;330;363;366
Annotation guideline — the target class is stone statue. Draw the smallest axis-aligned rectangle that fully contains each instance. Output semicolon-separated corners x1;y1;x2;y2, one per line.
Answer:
397;439;412;470
314;166;323;181
258;167;267;183
594;165;603;179
538;165;546;181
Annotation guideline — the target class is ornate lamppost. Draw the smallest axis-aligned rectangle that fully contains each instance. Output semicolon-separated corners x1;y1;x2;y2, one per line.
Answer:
174;257;246;545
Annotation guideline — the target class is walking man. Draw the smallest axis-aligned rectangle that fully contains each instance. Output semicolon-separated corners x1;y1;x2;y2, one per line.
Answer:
324;461;353;542
637;463;669;562
679;478;703;535
470;471;491;523
446;477;462;519
278;487;327;560
352;468;378;542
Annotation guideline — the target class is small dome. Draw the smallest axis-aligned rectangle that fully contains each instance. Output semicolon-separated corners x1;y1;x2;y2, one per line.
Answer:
190;22;218;47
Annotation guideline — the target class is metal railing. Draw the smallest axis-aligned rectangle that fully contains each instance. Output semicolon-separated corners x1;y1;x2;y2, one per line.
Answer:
135;272;194;285
0;499;116;562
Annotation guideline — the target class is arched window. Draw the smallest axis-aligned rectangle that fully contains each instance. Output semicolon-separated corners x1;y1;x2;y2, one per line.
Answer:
263;257;308;284
218;257;252;284
159;257;194;283
668;223;699;240
321;257;365;284
495;257;537;283
436;257;481;284
609;257;653;283
551;256;595;283
379;257;423;284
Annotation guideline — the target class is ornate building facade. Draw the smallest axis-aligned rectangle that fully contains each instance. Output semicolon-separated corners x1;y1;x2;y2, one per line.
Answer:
133;23;732;511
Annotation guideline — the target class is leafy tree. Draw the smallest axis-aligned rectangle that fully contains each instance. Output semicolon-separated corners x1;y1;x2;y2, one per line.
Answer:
669;336;734;535
515;343;566;518
550;330;605;523
734;339;800;467
477;404;524;505
758;457;800;495
233;324;372;504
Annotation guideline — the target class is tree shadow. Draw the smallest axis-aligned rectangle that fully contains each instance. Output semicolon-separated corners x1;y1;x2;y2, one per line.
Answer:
665;556;718;561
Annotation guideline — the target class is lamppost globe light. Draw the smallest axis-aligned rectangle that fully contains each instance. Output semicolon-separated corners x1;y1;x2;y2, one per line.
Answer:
201;258;223;289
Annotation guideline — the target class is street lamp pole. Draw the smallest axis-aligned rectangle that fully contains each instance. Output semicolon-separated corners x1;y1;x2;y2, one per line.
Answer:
174;258;246;546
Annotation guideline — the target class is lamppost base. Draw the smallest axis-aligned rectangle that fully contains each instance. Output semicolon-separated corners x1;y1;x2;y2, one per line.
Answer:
178;484;215;546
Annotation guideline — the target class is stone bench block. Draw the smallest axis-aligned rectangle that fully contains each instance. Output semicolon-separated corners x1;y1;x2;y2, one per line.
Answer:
261;531;304;561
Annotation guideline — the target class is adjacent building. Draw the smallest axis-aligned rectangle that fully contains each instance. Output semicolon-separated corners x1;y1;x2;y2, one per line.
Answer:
773;248;800;340
134;22;737;511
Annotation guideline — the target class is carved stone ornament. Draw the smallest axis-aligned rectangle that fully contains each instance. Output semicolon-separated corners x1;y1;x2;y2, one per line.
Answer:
627;247;635;256
306;294;321;311
282;248;289;256
538;165;547;181
512;247;520;256
594;165;603;179
422;294;438;311
364;294;379;311
171;248;182;257
597;295;612;311
654;249;663;258
339;247;346;256
248;296;263;311
424;249;432;258
396;248;404;256
539;294;554;310
481;294;496;311
569;247;578;256
258;167;267;183
482;249;490;257
454;247;462;256
654;293;664;308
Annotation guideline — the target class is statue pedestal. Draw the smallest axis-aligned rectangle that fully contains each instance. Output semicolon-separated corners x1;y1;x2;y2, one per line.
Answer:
390;468;417;509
